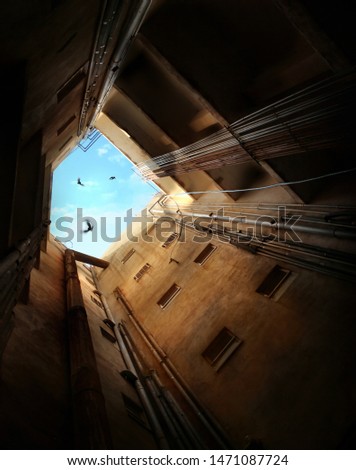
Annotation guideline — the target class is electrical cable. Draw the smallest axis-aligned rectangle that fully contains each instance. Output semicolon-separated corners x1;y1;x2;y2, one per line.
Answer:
173;166;356;196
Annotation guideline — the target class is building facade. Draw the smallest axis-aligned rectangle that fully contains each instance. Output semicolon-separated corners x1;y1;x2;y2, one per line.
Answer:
1;0;356;450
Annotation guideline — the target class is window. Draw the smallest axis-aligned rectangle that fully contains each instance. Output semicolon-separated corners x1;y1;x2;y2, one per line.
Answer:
157;284;181;309
85;276;95;286
134;263;151;281
122;394;148;428
91;295;104;309
142;223;156;236
256;265;291;298
103;318;115;329
162;232;178;248
194;243;217;265
57;67;86;102
121;248;135;264
57;114;76;135
100;327;116;343
58;136;72;151
202;327;242;371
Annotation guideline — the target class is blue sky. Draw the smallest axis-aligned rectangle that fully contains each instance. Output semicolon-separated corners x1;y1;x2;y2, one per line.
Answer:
50;132;159;257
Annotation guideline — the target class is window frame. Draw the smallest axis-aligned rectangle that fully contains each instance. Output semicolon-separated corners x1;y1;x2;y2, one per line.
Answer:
202;327;243;371
121;248;135;264
194;243;217;265
162;232;178;248
133;263;151;281
157;283;181;309
256;265;291;298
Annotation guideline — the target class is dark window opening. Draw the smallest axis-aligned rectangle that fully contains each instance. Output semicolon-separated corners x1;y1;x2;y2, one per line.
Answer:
56;32;77;54
202;327;242;371
100;327;116;343
57;115;76;135
194;243;217;265
122;394;148;428
91;295;104;309
57;67;86;102
121;248;135;264
103;318;115;329
157;283;181;309
58;136;72;151
162;232;178;248
134;263;151;281
256;265;291;298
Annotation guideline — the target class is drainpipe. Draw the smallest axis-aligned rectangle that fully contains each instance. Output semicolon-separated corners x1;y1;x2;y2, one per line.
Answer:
90;268;170;450
64;250;112;449
88;0;152;131
119;322;185;449
153;209;356;240
150;370;207;450
145;374;193;449
114;287;231;449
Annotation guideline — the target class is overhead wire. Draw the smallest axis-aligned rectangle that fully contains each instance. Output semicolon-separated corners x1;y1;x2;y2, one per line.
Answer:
172;166;356;196
136;69;356;180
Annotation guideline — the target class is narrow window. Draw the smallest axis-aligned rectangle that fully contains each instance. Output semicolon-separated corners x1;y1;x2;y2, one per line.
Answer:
162;232;178;248
86;275;95;286
91;295;104;309
57;114;76;135
134;263;151;281
103;318;115;329
142;223;156;237
121;248;135;264
57;67;86;102
122;394;148;428
256;265;291;298
194;243;217;265
202;327;242;371
56;32;77;54
58;136;72;151
157;284;181;309
100;327;116;343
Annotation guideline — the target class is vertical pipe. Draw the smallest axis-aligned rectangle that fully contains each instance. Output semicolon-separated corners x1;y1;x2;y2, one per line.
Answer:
115;287;230;449
90;268;170;450
119;322;185;449
147;372;203;450
64;250;112;449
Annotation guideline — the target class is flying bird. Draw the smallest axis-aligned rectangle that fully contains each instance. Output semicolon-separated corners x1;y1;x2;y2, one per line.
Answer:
82;220;93;233
109;176;116;180
77;178;85;186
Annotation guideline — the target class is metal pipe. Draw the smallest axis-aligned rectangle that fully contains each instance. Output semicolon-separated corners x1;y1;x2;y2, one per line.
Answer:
154;209;356;240
150;371;207;450
119;322;183;449
88;0;152;131
145;374;191;449
168;216;356;282
90;268;169;450
64;250;112;449
114;286;230;449
145;375;185;449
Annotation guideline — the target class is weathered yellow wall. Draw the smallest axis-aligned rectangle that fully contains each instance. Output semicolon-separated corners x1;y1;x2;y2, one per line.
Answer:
77;263;157;450
98;210;356;449
0;237;158;449
0;239;69;448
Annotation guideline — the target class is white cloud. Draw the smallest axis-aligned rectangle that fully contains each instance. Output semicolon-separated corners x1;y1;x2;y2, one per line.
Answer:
108;153;125;165
84;180;99;187
97;143;111;157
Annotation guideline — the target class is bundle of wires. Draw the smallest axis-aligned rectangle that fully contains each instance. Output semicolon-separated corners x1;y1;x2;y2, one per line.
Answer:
137;69;356;180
